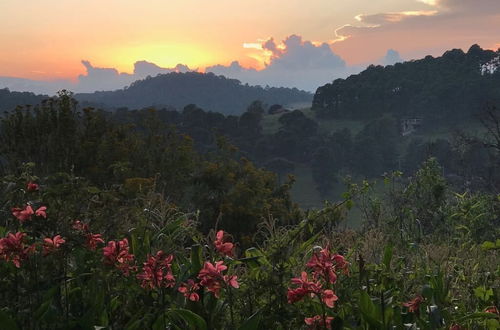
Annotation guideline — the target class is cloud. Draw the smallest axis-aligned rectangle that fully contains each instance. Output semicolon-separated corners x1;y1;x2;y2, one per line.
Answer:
354;11;438;26
331;0;500;64
0;60;195;94
76;60;192;92
436;0;500;13
381;49;403;66
1;33;401;95
207;35;354;92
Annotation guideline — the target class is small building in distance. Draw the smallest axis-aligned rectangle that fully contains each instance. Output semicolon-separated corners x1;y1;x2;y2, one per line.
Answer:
401;118;422;136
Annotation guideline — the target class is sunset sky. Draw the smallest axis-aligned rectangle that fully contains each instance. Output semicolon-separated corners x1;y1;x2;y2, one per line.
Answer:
0;0;499;89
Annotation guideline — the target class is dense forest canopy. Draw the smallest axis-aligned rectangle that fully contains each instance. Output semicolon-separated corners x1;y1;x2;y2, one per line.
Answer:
313;45;500;124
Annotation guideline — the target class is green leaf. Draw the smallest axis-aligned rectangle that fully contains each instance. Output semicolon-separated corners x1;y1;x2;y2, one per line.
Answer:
238;311;262;330
110;296;121;312
131;232;139;256
245;248;270;267
358;291;382;329
34;300;52;321
382;244;393;270
481;241;496;250
296;232;321;257
0;310;19;330
486;318;499;330
190;244;203;275
481;239;500;250
238;256;262;269
86;186;101;194
473;286;493;302
456;312;499;323
167;308;207;330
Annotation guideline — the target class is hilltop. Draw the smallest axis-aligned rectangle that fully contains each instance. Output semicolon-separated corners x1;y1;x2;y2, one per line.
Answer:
0;88;47;112
75;71;312;115
313;44;500;127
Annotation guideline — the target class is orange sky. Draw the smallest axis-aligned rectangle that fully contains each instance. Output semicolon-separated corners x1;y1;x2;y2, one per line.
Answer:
0;0;498;80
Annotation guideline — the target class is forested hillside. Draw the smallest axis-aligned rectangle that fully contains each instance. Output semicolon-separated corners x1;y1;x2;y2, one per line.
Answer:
0;88;47;111
75;72;312;115
313;45;500;125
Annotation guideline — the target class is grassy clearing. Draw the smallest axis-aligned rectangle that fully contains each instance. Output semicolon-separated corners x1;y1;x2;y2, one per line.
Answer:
289;164;370;228
262;107;366;136
263;109;487;228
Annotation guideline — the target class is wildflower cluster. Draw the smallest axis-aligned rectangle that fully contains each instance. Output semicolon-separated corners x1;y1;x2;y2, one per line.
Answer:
2;183;241;308
198;260;239;298
4;181;240;304
11;204;47;223
288;246;348;329
42;235;66;255
0;232;35;268
178;230;238;301
137;251;175;289
103;238;136;276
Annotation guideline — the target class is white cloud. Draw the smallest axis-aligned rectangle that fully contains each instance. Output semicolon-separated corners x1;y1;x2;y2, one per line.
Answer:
76;60;192;92
207;35;355;92
381;49;403;66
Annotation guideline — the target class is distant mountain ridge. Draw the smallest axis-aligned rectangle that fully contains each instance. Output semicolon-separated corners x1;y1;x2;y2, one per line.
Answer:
0;88;47;112
75;72;313;115
313;44;500;124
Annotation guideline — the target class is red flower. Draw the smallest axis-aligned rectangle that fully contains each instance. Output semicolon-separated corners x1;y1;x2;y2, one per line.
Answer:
485;306;499;315
43;235;65;255
27;182;39;192
85;233;104;250
214;230;234;257
403;295;423;313
322;289;338;308
449;324;464;330
178;279;201;301
287;272;323;304
287;287;309;304
306;248;348;284
11;205;34;223
332;254;349;275
304;315;334;329
224;275;239;289
292;271;322;292
198;261;238;298
35;206;47;218
137;251;175;289
0;232;35;268
103;238;135;275
13;205;47;222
